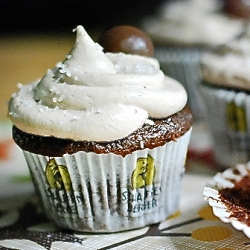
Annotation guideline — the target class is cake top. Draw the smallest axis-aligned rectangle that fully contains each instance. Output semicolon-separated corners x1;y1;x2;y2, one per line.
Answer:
204;162;250;238
201;25;250;90
8;25;187;142
142;0;245;47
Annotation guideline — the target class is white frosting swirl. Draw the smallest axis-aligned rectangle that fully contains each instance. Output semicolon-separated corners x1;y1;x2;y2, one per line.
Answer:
142;0;245;46
8;25;187;142
201;26;250;90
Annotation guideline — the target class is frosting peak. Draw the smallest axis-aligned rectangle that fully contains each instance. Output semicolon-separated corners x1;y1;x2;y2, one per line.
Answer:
8;26;187;142
63;26;115;74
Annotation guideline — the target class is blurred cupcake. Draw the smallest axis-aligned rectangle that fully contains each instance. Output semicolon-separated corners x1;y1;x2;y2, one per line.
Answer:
200;26;250;168
142;0;247;120
204;161;250;238
8;25;193;232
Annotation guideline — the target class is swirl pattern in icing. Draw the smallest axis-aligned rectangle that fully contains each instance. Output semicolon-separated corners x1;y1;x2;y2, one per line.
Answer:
8;26;187;141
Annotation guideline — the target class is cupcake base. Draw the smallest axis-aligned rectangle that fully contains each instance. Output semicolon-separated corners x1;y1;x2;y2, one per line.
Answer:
23;129;191;232
200;82;250;168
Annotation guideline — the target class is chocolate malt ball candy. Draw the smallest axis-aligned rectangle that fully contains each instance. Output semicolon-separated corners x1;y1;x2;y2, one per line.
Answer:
99;25;154;57
223;0;250;19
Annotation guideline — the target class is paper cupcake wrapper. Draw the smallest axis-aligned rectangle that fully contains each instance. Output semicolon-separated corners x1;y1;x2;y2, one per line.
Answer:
203;162;250;238
22;129;191;232
200;83;250;168
154;46;207;120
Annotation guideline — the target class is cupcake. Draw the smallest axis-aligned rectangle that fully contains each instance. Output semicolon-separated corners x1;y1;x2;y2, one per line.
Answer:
141;0;247;120
203;161;250;238
8;25;193;232
200;25;250;169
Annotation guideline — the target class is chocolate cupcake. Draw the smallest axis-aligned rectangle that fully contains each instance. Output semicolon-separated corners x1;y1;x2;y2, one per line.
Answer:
8;25;192;232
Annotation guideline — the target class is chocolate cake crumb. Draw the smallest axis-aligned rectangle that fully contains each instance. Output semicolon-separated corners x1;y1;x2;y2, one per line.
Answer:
219;175;250;226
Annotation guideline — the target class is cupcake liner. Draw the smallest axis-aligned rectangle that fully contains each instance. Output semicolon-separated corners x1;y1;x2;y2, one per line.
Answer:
203;162;250;238
155;46;207;120
200;82;250;168
22;129;191;233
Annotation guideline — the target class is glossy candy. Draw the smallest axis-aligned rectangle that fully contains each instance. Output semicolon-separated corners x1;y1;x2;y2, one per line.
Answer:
223;0;250;19
98;25;154;57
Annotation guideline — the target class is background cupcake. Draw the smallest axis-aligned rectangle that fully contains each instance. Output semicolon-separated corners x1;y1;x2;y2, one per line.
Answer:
142;0;247;120
8;25;193;232
200;25;250;169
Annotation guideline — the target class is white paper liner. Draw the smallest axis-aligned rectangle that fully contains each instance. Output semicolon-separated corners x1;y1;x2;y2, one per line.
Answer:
203;162;250;238
200;83;250;168
155;47;206;120
22;129;191;232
